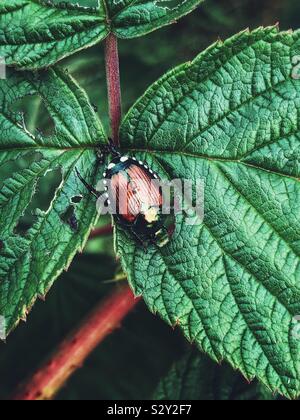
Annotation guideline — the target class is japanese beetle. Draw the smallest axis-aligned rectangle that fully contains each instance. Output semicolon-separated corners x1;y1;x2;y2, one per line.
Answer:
75;142;175;248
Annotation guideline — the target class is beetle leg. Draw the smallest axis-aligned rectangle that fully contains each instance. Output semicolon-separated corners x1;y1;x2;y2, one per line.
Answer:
131;229;147;252
107;138;121;158
75;168;99;199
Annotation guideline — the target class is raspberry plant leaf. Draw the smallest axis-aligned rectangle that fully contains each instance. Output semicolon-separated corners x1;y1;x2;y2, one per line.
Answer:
117;27;300;398
0;67;106;336
0;0;204;70
107;0;205;39
154;350;274;400
0;0;109;70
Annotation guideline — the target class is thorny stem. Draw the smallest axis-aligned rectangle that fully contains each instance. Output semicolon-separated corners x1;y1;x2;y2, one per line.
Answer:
13;285;141;400
105;34;122;147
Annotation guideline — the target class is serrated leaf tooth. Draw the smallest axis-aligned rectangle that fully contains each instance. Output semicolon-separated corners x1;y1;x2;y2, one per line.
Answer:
239;369;254;383
174;318;181;327
64;262;71;272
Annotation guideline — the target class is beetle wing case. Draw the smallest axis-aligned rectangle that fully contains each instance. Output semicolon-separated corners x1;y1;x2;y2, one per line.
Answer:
103;155;175;247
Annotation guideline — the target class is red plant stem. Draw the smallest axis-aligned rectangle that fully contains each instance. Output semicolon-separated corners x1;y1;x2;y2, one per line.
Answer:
13;285;141;401
89;224;113;239
105;34;122;147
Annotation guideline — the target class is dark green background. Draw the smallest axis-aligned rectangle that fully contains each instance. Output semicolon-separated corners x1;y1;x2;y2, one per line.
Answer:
0;0;298;400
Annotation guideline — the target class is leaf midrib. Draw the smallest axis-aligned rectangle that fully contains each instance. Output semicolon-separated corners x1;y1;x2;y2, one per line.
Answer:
125;148;300;183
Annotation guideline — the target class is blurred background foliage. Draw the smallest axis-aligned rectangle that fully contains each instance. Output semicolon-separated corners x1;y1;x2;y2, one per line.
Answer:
0;0;298;400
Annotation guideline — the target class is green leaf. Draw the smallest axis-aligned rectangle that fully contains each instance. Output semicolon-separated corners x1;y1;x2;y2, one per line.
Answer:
0;67;106;336
118;27;300;399
154;350;274;400
0;252;184;400
0;0;204;70
107;0;205;39
0;0;109;70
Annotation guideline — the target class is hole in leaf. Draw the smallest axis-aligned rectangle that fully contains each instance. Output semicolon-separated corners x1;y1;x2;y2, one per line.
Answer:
71;195;83;204
60;205;79;232
156;0;183;10
92;104;98;113
15;167;63;235
11;95;55;137
60;195;84;231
